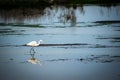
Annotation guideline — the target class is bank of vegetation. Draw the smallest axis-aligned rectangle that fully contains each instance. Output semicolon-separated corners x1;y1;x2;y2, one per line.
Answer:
0;0;119;8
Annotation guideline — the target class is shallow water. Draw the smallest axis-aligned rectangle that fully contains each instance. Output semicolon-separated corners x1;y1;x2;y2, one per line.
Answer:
0;5;120;80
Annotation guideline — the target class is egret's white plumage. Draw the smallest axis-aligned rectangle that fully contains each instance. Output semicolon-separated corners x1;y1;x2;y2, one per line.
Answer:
27;40;44;47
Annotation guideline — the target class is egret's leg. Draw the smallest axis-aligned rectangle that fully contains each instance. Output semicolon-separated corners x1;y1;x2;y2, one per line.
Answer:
30;47;33;54
30;52;35;59
32;48;35;53
30;47;35;54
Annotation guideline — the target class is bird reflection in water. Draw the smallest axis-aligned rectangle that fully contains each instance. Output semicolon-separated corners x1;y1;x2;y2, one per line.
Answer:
27;47;42;66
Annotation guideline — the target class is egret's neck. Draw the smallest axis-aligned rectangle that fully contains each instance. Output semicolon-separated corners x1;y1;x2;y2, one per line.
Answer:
38;40;43;45
38;41;41;45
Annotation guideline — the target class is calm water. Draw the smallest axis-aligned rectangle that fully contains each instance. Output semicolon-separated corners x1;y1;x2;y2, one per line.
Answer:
0;5;120;80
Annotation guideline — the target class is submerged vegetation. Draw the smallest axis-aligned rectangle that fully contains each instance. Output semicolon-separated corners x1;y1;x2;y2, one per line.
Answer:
0;0;120;8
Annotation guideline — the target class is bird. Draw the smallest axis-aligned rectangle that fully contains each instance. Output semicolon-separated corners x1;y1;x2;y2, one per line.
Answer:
27;39;44;47
26;40;44;53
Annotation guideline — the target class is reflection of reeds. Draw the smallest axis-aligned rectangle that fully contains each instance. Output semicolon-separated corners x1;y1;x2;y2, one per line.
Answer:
0;8;45;23
0;5;119;26
0;6;83;26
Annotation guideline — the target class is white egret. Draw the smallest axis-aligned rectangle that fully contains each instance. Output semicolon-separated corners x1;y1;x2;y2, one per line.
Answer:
26;40;44;53
27;40;44;47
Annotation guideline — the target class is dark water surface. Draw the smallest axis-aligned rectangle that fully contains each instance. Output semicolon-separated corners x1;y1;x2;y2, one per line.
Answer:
0;5;120;80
